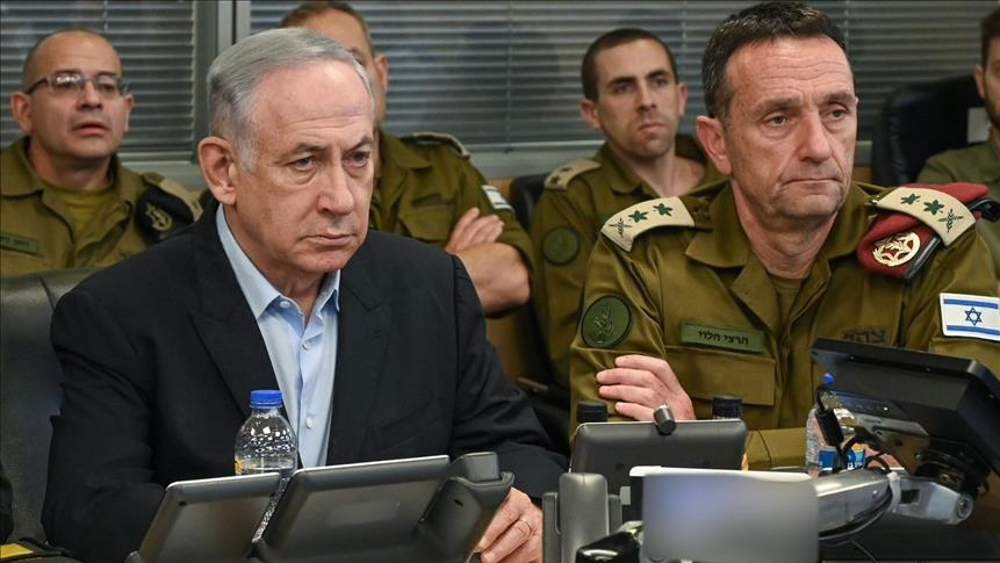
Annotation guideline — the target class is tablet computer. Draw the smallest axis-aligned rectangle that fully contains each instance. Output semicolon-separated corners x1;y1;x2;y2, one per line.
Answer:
129;472;281;563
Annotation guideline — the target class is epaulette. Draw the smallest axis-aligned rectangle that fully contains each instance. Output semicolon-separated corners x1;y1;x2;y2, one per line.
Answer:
137;172;204;243
600;197;695;252
544;159;600;191
859;182;999;280
399;131;469;159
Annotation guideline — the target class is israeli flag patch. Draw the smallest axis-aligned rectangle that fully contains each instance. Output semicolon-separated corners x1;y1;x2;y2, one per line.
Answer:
939;293;1000;342
482;185;513;212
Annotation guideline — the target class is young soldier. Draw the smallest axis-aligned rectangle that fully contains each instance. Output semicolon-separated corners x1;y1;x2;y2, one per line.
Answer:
531;29;723;388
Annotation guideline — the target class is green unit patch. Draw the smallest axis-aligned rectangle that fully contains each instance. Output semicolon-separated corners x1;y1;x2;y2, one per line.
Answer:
680;322;764;353
0;231;40;256
581;295;632;348
542;226;580;265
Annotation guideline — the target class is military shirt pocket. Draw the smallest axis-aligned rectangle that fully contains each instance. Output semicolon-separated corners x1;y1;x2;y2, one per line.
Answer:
664;345;776;420
398;205;454;245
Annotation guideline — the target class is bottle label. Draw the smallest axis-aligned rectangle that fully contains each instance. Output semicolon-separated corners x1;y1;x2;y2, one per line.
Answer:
817;444;867;470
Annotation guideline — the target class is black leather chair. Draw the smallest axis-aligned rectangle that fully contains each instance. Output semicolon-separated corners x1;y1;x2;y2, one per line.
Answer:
871;74;983;186
1;268;94;544
508;172;548;230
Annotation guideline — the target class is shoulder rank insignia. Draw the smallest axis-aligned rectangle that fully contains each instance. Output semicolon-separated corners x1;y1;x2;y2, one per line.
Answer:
400;131;469;158
137;173;204;243
600;197;694;252
544;159;600;190
482;184;513;212
860;182;998;280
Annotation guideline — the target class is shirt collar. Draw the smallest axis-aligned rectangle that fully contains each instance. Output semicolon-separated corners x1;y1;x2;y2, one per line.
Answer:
216;205;340;319
685;181;874;269
2;136;131;198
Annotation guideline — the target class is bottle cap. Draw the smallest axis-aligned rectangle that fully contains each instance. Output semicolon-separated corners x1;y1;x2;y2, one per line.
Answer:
712;394;743;419
249;389;283;409
822;373;835;386
577;400;609;423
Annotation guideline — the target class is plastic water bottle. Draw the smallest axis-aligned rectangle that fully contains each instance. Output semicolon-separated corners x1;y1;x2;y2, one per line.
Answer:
234;390;297;478
805;374;865;476
235;390;297;540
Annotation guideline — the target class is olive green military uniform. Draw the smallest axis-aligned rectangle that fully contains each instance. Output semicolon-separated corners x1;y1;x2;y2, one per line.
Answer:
370;130;533;271
918;141;1000;281
531;137;724;388
1;137;202;277
570;179;1000;469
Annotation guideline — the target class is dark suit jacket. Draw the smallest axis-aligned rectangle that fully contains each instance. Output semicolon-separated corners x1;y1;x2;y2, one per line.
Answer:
43;205;565;563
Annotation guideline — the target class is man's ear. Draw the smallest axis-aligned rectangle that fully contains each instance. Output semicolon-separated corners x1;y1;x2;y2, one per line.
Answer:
121;92;135;135
198;136;239;205
695;115;731;176
579;97;602;132
974;63;986;100
374;53;390;96
676;81;689;117
10;92;33;135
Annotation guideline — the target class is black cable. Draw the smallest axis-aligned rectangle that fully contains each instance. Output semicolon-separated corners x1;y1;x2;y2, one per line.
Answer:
849;539;879;563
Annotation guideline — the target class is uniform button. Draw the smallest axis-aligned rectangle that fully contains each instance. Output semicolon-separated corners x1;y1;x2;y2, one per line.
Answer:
305;416;314;429
279;300;291;309
302;340;312;350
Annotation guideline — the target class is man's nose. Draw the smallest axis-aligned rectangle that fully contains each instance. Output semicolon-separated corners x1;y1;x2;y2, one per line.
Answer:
797;112;834;163
637;83;657;110
76;80;103;108
317;164;356;215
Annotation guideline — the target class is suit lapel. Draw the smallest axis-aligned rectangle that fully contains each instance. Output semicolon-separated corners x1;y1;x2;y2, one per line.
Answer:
327;241;390;464
189;206;276;419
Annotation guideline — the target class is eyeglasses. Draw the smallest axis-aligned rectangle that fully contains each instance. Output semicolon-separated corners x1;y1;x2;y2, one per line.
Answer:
24;72;130;98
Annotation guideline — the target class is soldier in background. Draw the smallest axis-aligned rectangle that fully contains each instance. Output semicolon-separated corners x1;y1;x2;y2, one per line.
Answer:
1;29;201;277
570;2;999;468
281;1;532;315
531;28;723;388
919;7;1000;293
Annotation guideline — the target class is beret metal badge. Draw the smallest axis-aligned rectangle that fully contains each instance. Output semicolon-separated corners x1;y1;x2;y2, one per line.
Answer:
872;231;920;267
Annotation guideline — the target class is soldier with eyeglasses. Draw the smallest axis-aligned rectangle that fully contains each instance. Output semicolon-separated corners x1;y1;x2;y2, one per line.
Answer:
1;29;202;277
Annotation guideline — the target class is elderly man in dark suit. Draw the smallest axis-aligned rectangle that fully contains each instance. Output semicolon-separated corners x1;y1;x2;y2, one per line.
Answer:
43;28;563;563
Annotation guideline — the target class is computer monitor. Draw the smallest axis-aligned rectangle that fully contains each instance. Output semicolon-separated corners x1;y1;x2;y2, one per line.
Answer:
811;337;1000;529
570;419;746;518
126;472;281;563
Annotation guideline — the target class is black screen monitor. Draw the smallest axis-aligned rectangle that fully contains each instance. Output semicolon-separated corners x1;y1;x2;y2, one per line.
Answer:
811;338;1000;529
570;419;746;518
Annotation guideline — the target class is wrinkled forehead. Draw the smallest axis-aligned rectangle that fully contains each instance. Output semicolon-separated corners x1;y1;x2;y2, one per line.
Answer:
726;36;854;99
249;60;374;132
29;32;122;81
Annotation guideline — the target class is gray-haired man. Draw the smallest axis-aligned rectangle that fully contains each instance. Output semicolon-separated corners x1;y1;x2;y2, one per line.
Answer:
43;28;563;563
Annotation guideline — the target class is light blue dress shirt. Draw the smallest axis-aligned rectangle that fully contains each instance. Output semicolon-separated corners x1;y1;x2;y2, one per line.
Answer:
216;206;340;468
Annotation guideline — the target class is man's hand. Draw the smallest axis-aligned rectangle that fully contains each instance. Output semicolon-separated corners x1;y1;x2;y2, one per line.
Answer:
476;487;541;563
596;354;696;421
445;207;504;254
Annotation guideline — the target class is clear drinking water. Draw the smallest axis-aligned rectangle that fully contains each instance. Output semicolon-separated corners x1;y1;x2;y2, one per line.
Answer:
234;390;297;541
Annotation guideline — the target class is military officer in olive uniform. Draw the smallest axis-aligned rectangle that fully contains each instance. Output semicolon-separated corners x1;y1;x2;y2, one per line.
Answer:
919;7;1000;290
1;29;201;277
532;29;724;388
281;2;532;314
570;2;1000;469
